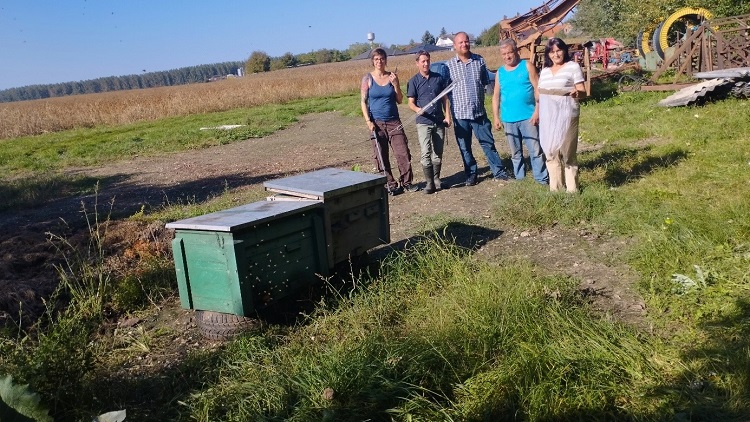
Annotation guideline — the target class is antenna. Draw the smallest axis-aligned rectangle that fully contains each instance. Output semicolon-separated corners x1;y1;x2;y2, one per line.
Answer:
367;32;375;50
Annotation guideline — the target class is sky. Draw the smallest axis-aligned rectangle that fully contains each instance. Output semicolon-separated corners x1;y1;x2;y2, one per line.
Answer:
0;0;542;90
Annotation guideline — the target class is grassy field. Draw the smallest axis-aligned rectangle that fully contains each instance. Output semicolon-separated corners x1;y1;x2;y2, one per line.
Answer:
1;63;749;420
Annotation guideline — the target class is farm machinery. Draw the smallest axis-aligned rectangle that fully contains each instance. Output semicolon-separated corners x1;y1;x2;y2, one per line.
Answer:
497;0;636;94
626;10;750;105
498;0;750;101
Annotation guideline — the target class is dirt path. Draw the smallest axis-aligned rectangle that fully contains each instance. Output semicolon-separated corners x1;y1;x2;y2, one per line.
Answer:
0;109;646;329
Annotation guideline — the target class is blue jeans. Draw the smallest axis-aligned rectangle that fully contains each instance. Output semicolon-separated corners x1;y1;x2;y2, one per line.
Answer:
503;119;549;184
453;116;508;179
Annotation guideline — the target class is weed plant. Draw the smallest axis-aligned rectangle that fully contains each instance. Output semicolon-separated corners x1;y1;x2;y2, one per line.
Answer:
1;194;115;420
1;191;178;420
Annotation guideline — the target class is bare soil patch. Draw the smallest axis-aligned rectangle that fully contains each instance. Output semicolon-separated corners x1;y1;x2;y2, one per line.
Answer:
0;107;647;355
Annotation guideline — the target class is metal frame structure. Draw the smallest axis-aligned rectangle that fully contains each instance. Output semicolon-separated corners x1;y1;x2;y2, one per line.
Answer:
499;0;580;66
651;13;750;82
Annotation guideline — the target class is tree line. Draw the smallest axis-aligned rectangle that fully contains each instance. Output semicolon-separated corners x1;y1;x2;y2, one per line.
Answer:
569;0;750;42
0;62;245;103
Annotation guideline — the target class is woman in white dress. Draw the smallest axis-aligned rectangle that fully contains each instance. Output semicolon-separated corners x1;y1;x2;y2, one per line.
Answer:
538;38;586;193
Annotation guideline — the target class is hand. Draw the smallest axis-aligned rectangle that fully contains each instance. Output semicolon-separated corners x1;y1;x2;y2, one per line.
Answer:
443;118;451;128
367;121;375;132
493;119;502;130
389;71;399;86
416;107;423;115
530;110;539;126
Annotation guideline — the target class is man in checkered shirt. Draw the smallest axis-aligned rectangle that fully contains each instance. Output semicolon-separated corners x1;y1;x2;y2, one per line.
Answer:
446;32;510;186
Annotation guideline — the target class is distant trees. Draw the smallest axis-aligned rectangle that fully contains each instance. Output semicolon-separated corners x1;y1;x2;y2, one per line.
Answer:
421;30;436;45
569;0;628;39
270;52;297;70
571;0;750;42
348;42;371;57
246;51;271;74
0;62;244;103
314;49;335;64
476;23;500;46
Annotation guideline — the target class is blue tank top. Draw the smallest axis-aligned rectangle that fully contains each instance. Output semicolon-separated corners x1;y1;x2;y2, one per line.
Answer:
498;60;536;123
367;74;399;121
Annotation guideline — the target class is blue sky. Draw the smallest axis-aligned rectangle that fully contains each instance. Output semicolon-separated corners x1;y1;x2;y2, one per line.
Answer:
0;0;541;90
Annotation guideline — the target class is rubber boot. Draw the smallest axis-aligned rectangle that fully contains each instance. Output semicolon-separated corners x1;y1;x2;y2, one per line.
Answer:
432;162;443;191
422;165;436;194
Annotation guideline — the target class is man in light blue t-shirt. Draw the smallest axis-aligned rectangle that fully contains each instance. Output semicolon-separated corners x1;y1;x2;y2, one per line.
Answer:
491;39;549;184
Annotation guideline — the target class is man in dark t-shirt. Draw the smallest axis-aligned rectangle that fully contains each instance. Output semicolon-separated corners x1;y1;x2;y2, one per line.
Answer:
407;50;452;194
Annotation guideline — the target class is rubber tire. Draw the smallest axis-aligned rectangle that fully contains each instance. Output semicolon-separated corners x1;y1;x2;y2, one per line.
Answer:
195;310;260;340
652;21;665;60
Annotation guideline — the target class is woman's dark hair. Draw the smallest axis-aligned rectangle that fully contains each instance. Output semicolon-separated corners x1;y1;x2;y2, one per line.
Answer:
543;37;570;68
371;48;387;61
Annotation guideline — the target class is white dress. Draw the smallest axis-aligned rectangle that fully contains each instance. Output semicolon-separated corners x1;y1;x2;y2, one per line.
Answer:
538;61;584;155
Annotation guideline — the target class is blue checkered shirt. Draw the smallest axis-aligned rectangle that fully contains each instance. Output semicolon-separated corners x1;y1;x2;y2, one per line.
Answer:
446;53;489;120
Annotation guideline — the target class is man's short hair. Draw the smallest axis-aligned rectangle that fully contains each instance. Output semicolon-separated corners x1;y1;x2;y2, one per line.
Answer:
499;38;517;50
415;50;430;60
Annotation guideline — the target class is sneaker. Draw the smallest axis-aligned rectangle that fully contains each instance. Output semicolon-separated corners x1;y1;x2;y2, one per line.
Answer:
403;184;421;193
465;175;477;186
387;186;404;196
493;174;510;181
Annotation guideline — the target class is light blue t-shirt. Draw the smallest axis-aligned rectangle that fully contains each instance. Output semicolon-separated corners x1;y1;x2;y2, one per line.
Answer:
497;60;535;123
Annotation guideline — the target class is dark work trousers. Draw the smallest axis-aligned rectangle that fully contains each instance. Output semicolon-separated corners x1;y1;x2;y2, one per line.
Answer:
371;119;413;190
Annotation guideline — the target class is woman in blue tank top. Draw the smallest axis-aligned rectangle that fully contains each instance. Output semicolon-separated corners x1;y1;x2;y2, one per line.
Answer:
360;48;417;194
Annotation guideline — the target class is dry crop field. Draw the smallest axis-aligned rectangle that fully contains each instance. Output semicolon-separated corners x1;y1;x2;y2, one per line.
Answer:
0;48;503;140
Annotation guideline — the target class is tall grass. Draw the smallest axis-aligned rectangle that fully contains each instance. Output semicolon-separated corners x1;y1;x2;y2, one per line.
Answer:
187;237;667;421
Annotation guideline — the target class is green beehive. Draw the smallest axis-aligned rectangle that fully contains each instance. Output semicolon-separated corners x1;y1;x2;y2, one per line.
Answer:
264;168;389;268
166;200;327;316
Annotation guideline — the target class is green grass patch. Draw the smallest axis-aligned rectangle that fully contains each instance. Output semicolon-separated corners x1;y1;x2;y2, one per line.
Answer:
186;237;669;421
493;94;750;418
0;94;360;175
0;172;104;212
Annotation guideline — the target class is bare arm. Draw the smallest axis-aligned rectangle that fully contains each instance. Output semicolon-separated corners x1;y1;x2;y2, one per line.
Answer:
407;96;421;114
492;72;501;130
526;60;540;125
442;95;451;127
390;72;403;104
571;82;586;99
360;74;375;132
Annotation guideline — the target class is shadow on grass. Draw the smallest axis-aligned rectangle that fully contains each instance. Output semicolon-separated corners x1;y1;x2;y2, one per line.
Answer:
0;173;112;212
579;145;688;187
442;164;512;186
260;221;503;326
0;160;360;231
667;297;750;420
0;161;358;330
75;344;224;422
